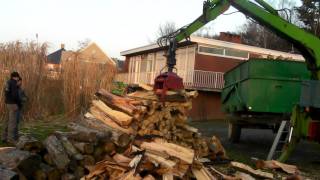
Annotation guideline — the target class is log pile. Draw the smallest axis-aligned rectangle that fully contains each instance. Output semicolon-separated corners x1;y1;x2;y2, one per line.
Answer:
0;87;302;179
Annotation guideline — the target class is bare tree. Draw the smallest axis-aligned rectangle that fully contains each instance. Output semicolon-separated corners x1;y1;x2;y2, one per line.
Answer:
78;38;91;50
239;0;299;52
156;21;177;38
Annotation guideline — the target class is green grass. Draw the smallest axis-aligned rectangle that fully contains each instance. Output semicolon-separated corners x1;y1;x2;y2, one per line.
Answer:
0;115;69;147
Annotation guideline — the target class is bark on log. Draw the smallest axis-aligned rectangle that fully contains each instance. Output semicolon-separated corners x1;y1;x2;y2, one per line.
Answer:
33;163;61;180
16;135;43;153
67;122;111;143
61;173;76;180
74;166;85;179
82;115;132;147
96;89;138;115
80;155;95;166
104;142;116;154
0;166;18;180
0;147;41;178
59;136;83;160
73;142;94;154
43;153;54;166
92;100;133;126
43;135;70;169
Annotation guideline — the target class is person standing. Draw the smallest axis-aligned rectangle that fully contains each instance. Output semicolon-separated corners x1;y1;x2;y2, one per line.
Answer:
16;77;27;124
1;72;21;144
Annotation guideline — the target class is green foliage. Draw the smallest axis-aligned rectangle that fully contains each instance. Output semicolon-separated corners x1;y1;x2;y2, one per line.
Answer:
111;81;127;96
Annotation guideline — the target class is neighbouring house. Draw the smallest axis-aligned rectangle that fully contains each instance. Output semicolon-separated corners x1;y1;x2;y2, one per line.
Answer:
46;42;116;72
118;32;304;121
112;57;126;72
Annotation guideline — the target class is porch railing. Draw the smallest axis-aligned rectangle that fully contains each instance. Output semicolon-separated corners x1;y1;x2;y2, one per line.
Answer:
115;70;224;91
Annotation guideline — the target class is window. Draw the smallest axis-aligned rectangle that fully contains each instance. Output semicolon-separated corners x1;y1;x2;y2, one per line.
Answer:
225;48;249;58
199;46;224;55
198;45;249;59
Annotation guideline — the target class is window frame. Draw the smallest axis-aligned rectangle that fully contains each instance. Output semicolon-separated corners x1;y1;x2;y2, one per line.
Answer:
198;45;249;60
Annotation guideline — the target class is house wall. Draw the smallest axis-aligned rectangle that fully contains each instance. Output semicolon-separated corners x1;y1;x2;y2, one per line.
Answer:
78;43;112;64
194;53;243;72
126;45;196;84
188;91;225;121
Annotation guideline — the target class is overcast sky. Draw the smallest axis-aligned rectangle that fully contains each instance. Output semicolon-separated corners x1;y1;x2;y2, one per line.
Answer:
0;0;300;59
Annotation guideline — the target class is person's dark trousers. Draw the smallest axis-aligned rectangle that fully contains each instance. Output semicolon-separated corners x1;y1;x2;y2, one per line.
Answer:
16;109;21;137
1;104;19;143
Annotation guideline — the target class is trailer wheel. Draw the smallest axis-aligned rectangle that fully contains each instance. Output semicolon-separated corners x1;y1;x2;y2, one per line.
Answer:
228;123;241;143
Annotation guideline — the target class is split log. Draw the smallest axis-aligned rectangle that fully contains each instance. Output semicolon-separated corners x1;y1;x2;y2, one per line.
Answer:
0;166;18;180
131;146;176;169
209;167;239;180
0;147;41;178
43;135;70;169
192;167;216;180
143;174;156;180
92;100;133;126
112;154;131;167
96;89;138;115
119;170;142;180
89;107;134;134
16;135;43;153
59;136;83;160
140;140;195;164
73;142;94;154
255;159;299;174
231;161;274;179
162;173;174;180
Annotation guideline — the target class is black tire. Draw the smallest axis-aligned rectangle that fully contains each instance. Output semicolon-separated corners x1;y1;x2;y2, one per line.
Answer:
228;122;241;143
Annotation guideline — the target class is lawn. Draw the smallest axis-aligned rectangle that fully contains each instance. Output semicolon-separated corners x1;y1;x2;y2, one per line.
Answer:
0;115;69;147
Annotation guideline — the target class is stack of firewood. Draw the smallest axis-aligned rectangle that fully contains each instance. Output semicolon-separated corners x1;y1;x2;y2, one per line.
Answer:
0;87;302;180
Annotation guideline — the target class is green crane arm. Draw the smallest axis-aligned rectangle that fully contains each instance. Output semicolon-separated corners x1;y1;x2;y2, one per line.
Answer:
168;0;320;79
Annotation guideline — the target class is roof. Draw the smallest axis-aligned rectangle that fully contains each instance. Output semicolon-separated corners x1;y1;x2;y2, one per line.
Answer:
47;48;65;64
120;36;305;61
80;42;116;65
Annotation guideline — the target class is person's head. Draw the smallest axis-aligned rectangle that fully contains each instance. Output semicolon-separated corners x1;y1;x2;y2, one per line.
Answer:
17;77;22;87
10;71;20;81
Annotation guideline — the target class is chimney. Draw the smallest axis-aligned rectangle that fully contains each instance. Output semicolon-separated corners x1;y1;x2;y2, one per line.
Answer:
219;32;242;44
61;44;65;49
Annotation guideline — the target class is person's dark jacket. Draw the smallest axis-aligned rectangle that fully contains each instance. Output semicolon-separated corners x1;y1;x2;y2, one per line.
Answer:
4;79;20;104
17;88;28;109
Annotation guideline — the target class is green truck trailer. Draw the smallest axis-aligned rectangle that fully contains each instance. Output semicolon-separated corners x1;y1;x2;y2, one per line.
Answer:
222;59;311;142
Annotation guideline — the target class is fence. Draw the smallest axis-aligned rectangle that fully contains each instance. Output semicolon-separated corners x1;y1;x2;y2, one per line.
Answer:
115;70;224;90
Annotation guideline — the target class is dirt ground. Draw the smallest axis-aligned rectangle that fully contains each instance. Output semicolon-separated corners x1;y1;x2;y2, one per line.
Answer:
191;120;320;179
